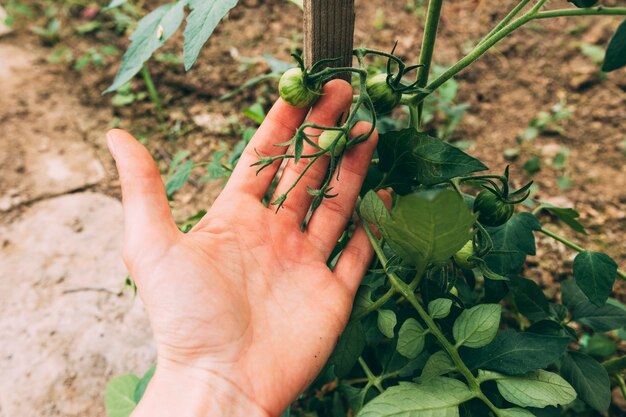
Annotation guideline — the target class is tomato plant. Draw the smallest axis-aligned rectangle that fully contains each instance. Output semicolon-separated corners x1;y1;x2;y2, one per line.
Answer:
103;0;626;416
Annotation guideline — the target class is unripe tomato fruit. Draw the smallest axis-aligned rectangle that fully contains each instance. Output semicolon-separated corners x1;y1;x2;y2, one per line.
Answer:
473;190;514;227
366;73;402;114
454;240;476;269
278;68;321;109
318;130;346;156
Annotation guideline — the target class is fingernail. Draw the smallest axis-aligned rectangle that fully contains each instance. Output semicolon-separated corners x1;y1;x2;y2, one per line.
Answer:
106;131;118;160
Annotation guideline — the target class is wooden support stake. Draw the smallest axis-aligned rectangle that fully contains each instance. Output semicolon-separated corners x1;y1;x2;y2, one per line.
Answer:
304;0;355;81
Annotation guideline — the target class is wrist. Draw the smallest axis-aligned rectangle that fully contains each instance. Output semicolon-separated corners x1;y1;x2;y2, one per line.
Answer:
131;361;271;417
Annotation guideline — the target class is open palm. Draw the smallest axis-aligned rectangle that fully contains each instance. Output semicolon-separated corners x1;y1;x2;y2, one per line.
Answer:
107;80;379;417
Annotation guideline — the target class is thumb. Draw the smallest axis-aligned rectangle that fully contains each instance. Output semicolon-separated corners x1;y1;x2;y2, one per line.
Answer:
107;129;179;263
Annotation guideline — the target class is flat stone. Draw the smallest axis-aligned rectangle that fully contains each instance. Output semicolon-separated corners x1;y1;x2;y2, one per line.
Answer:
0;193;154;417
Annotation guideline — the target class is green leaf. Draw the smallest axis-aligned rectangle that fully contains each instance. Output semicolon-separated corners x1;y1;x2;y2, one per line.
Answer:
183;0;239;71
165;159;194;197
453;304;501;348
106;0;128;9
333;321;366;377
568;0;598;7
134;364;155;403
358;378;474;417
485;213;541;275
539;203;586;234
105;1;186;93
583;333;616;357
418;351;456;381
561;279;587;310
397;318;426;359
571;300;626;332
361;189;475;270
561;351;610;412
491;370;576;408
463;330;569;375
377;309;397;339
428;298;453;319
508;277;550;322
339;384;369;414
573;251;617;306
377;128;487;191
500;408;538;417
602;19;626;72
104;374;139;417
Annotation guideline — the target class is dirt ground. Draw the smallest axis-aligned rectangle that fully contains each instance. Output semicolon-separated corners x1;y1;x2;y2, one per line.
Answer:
0;0;624;416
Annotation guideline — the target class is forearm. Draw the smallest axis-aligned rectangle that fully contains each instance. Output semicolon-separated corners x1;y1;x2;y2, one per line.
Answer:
132;363;271;417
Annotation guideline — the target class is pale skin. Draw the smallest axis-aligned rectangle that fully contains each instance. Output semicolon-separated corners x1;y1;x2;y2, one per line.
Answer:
107;80;387;417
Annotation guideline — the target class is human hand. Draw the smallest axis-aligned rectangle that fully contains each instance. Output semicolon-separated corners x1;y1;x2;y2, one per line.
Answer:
107;80;379;417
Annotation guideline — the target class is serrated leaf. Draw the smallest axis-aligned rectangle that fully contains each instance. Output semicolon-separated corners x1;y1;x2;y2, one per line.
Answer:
165;159;194;197
485;213;541;275
358;378;474;417
377;309;397;338
571;300;626;332
397;318;426;359
419;351;456;381
573;251;617;306
508;277;551;322
361;189;475;270
377;128;487;192
134;364;155;403
428;298;453;319
492;370;576;408
603;19;626;72
568;0;598;7
561;351;610;412
540;203;586;234
333;321;366;377
105;1;186;93
104;374;139;417
463;330;569;375
183;0;239;71
453;304;501;348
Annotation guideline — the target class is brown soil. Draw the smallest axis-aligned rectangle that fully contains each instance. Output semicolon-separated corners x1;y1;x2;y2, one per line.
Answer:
1;0;625;415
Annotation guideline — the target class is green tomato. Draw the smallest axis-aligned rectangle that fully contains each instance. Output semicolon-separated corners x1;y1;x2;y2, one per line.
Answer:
318;130;346;156
278;68;321;109
454;240;476;269
473;190;514;227
366;73;401;114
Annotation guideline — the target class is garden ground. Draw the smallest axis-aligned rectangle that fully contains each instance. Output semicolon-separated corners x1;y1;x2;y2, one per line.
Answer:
0;0;625;415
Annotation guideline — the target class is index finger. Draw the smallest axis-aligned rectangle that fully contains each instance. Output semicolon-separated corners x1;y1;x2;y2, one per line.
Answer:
224;98;309;199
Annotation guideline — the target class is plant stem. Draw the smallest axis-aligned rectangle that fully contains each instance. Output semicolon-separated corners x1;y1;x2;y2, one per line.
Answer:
477;0;532;46
410;6;626;106
140;64;165;123
358;357;384;392
539;227;626;280
414;0;444;128
535;6;626;19
354;287;396;321
362;223;503;415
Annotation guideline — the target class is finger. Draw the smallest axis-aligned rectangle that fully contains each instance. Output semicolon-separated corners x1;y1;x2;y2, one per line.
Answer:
225;99;309;199
107;129;179;260
272;79;353;223
306;122;378;258
334;189;392;294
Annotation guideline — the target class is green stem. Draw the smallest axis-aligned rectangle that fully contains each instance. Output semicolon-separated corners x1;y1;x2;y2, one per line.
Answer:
358;357;384;392
410;6;626;106
477;0;532;46
354;287;396;321
414;0;444;128
535;6;626;19
617;374;626;402
603;355;626;374
140;64;165;123
539;227;626;280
